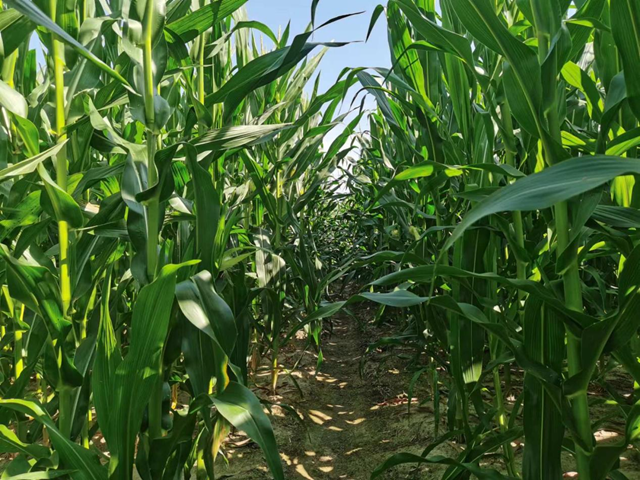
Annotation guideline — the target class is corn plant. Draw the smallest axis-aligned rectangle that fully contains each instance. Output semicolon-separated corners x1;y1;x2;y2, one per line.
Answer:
298;0;640;478
0;0;360;477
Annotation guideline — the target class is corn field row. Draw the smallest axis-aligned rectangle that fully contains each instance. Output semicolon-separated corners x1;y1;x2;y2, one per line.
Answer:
0;0;638;478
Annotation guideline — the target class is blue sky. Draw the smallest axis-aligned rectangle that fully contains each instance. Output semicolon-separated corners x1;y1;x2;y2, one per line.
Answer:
246;0;391;147
246;0;390;94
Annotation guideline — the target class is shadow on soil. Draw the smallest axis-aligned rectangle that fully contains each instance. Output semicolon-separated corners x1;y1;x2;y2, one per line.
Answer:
215;302;460;479
215;300;640;480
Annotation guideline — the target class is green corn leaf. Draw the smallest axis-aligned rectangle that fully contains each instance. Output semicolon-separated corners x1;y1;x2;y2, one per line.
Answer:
7;471;77;479
0;424;50;459
176;269;238;389
444;156;640;250
528;0;563;37
147;411;197;479
592;204;640;228
92;269;120;446
204;35;350;119
449;0;543;137
5;0;129;86
393;0;475;69
0;79;27;117
371;265;594;334
183;144;220;272
12;114;40;156
181;321;216;397
311;0;320;26
38;164;85;229
567;0;607;60
193;124;292;153
106;262;196;480
211;381;284;480
0;399;107;480
0;8;35;56
562;61;603;121
523;298;564;480
563;313;618;398
371;450;513;479
604;246;640;353
0;142;66;182
367;5;385;41
166;0;249;43
610;0;640;120
0;246;69;335
283;290;430;344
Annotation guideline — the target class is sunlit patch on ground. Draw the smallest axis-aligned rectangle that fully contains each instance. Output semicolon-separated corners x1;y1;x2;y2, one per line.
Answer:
211;298;640;479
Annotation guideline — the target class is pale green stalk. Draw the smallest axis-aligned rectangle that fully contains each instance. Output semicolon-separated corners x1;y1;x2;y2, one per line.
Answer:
14;303;27;441
81;285;98;448
143;2;159;281
492;364;517;476
271;169;284;394
198;33;206;104
13;303;24;380
143;0;163;440
49;0;74;440
535;26;592;479
500;100;527;302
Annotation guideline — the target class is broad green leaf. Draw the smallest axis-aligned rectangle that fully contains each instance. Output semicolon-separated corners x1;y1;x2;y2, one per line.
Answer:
38;164;84;229
393;0;475;68
107;262;196;480
562;62;603;121
371;451;511;479
0;8;35;56
5;0;128;86
0;424;50;459
0;245;69;334
193;124;292;153
367;4;385;41
371;264;594;334
449;0;543;137
0;79;27;117
203;31;350;119
611;0;640;120
176;271;237;355
181;321;216;397
444;156;640;250
0;142;66;182
523;298;564;480
92;270;120;446
183;143;220;272
6;472;76;479
592;205;640;228
166;0;248;42
12;115;39;156
211;382;284;480
0;399;106;480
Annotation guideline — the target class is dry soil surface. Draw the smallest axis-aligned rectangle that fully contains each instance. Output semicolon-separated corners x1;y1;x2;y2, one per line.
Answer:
214;301;640;480
215;304;468;479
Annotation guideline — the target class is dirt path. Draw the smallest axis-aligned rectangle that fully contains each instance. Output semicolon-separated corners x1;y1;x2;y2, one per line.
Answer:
214;303;640;480
216;307;445;479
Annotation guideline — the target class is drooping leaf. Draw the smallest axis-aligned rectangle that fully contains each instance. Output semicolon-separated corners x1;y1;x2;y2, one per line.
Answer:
0;399;107;480
211;382;284;480
445;156;640;250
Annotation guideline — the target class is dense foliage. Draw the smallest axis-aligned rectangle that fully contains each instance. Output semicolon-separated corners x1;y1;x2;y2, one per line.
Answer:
326;0;640;478
1;0;640;479
0;0;360;478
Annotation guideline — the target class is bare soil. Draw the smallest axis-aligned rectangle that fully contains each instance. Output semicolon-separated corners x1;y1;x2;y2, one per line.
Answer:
214;299;640;480
216;302;472;479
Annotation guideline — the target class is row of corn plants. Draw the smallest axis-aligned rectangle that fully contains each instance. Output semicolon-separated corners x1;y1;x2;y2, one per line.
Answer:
0;0;362;477
300;0;640;478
